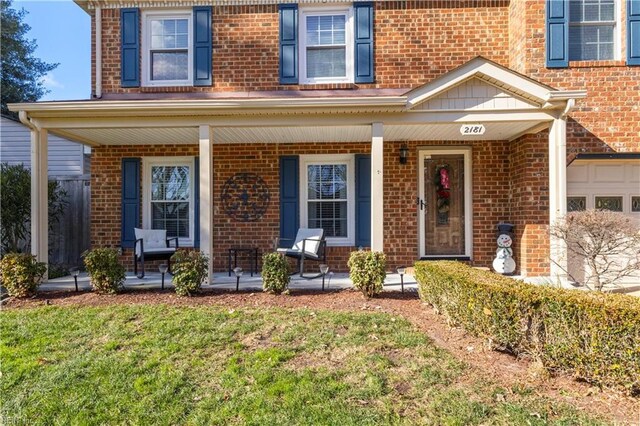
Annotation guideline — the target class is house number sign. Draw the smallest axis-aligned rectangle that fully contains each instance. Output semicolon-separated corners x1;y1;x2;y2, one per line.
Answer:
460;124;486;135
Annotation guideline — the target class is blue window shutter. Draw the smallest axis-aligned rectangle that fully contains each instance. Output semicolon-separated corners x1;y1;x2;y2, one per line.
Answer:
546;0;569;68
193;6;213;86
628;0;640;65
121;158;141;248
355;154;371;247
354;2;374;83
279;4;298;84
120;8;140;87
193;157;200;248
279;156;299;246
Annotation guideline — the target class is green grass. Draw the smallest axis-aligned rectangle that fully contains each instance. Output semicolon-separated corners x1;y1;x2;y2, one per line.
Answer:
1;305;607;425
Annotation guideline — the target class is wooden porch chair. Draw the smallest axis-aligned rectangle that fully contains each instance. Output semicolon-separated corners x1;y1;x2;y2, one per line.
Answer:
133;228;179;279
276;228;327;279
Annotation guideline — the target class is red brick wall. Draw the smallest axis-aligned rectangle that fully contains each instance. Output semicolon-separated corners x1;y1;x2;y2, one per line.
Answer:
509;132;551;276
91;139;524;273
508;0;640;154
95;2;510;94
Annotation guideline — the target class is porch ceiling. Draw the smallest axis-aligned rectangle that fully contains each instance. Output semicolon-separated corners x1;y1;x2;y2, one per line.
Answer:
50;120;548;146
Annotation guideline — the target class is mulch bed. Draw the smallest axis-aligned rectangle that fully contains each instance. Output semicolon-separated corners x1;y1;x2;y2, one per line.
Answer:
4;288;639;424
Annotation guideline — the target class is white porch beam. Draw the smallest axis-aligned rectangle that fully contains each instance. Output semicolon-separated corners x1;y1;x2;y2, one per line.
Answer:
31;110;555;130
371;122;384;252
30;128;49;273
549;117;568;280
199;125;214;281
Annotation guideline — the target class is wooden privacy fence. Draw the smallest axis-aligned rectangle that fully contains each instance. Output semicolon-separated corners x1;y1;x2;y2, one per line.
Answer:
48;175;91;268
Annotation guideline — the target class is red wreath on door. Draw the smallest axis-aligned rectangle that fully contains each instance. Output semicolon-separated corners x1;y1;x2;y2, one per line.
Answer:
434;165;450;214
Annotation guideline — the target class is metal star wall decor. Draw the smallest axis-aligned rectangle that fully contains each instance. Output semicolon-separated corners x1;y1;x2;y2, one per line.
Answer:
220;172;270;222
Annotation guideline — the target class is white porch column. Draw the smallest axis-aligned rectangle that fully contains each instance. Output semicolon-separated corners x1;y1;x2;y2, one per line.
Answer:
371;122;384;252
199;125;214;281
30;128;48;270
549;117;568;279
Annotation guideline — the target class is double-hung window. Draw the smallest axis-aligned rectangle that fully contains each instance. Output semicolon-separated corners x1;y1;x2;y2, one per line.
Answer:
300;8;354;84
569;0;617;61
143;157;195;246
142;11;192;86
300;155;355;246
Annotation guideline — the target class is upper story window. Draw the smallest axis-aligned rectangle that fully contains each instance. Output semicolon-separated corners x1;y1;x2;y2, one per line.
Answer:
142;11;192;86
569;0;617;61
299;7;354;84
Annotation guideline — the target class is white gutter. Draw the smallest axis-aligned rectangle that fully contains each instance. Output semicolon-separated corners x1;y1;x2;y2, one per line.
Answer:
8;96;409;115
95;7;102;98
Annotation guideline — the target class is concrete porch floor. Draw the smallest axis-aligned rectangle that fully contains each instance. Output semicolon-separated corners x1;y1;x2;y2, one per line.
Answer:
41;272;419;293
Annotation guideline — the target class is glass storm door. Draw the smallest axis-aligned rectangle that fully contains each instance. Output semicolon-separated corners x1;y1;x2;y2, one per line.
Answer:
419;150;471;258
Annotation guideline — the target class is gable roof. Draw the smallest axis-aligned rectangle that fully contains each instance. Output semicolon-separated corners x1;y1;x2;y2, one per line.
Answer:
405;56;584;110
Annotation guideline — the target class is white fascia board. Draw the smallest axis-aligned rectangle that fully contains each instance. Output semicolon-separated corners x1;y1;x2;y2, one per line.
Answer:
8;97;407;117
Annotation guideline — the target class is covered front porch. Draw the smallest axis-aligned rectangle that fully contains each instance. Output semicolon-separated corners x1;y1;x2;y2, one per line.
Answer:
10;57;585;280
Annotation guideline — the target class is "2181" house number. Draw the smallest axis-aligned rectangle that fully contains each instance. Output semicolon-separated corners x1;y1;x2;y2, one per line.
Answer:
460;124;486;135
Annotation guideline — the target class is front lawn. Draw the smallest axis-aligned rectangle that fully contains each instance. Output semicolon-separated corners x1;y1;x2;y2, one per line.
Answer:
1;305;605;425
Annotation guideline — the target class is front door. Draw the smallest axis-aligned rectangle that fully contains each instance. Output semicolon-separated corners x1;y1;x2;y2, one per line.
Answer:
418;149;472;258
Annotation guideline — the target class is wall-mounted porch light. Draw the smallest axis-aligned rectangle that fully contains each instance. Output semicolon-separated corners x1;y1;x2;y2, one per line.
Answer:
399;144;409;164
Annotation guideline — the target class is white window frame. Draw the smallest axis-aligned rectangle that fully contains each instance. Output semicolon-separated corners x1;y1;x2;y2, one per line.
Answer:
142;157;195;247
300;154;355;246
299;6;354;85
141;10;193;87
568;0;621;61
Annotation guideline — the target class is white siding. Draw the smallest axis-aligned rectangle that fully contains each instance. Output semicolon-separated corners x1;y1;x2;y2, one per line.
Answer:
0;116;84;176
415;78;537;111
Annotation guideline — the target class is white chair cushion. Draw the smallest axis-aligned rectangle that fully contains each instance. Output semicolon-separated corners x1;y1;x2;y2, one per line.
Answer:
291;228;323;255
134;228;167;256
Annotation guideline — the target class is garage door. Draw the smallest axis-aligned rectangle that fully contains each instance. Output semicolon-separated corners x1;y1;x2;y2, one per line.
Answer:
566;159;640;289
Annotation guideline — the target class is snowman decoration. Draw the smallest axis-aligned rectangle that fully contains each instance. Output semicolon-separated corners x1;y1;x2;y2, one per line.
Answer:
493;229;516;275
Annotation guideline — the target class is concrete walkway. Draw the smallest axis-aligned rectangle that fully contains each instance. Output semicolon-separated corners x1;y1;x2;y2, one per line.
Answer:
41;271;418;293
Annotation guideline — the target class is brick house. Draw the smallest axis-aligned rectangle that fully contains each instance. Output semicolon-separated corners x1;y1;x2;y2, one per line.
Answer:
9;0;639;280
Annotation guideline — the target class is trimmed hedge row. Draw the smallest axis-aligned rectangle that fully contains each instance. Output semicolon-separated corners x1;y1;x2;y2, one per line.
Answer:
415;261;640;394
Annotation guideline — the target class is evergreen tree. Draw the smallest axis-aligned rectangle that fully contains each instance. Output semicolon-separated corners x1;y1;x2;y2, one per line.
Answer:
1;0;58;115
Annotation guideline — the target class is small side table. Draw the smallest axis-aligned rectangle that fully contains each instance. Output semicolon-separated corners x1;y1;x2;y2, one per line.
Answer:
228;247;259;277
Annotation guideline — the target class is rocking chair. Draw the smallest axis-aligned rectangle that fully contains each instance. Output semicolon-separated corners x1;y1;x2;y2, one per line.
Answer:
276;228;327;279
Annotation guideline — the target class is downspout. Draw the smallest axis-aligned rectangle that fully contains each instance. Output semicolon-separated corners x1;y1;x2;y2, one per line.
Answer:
95;7;102;98
18;110;38;131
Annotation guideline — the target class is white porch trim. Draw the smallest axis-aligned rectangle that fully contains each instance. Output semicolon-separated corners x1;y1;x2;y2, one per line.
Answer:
371;122;384;252
198;125;214;281
549;117;568;280
30;128;49;274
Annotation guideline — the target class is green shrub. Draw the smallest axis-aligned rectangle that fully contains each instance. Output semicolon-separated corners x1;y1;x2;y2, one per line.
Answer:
261;252;290;295
348;251;387;298
0;253;47;297
171;250;208;297
415;261;640;394
0;163;68;254
82;248;125;294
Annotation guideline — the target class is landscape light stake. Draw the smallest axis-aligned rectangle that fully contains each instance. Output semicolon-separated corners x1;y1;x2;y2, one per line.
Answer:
71;268;80;292
319;264;329;291
159;263;168;290
233;267;243;292
397;266;406;293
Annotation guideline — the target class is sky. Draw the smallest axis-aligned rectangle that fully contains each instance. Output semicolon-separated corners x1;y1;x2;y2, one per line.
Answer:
13;0;91;101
